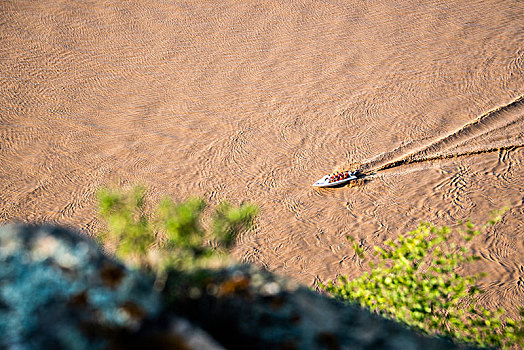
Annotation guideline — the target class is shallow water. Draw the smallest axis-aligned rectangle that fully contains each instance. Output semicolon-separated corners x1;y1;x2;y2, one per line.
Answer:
1;0;523;315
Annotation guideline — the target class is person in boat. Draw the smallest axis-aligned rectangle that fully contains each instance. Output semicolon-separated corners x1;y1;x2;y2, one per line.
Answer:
330;172;342;183
330;171;350;183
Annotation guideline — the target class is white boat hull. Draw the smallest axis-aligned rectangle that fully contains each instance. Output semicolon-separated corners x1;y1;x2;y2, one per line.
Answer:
312;174;358;187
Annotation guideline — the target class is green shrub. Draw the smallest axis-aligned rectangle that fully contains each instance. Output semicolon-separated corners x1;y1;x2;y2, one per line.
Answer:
320;211;524;349
97;186;258;274
97;186;154;266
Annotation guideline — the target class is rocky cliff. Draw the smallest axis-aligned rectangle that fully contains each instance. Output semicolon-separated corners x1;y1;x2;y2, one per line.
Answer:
0;224;471;349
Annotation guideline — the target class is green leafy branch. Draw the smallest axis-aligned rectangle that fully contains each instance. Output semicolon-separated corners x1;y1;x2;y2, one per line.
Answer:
321;209;523;349
97;186;258;275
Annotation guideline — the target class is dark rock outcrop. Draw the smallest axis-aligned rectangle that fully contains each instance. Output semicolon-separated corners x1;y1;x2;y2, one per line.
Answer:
0;224;472;349
0;224;221;349
169;265;466;350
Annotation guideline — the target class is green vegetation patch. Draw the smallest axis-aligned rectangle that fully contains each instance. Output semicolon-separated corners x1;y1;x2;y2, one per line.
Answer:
97;186;258;276
321;210;524;349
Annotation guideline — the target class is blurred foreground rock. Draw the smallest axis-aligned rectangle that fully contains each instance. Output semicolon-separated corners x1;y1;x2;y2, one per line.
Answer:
0;224;221;349
169;265;470;350
0;224;471;349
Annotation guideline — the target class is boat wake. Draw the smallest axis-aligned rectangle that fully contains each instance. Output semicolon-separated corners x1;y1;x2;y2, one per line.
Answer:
378;143;524;171
360;95;524;174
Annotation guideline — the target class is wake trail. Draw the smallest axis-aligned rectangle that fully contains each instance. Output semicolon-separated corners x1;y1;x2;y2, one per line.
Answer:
360;94;524;173
378;143;524;171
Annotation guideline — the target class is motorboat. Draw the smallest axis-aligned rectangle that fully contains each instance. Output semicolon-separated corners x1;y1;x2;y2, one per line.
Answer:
312;170;362;188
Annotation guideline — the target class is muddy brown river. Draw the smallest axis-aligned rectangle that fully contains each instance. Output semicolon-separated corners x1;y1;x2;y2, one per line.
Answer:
1;0;523;316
